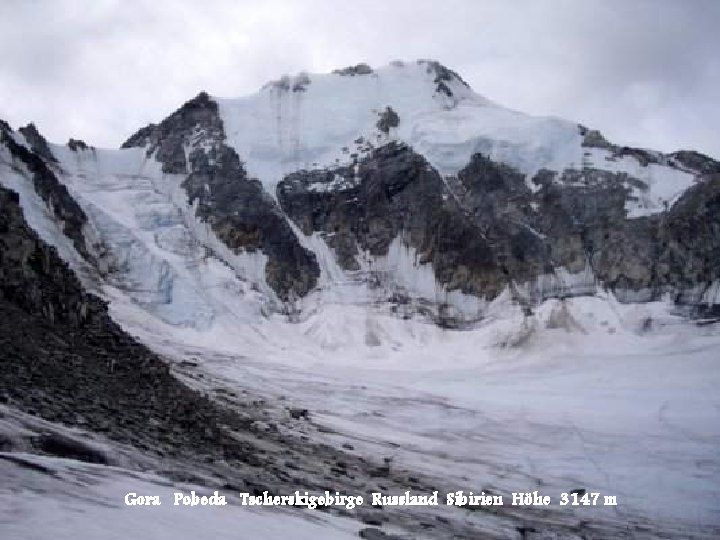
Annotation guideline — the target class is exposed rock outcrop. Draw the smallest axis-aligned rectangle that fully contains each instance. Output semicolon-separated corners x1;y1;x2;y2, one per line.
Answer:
579;124;720;174
279;143;501;296
121;92;223;174
333;63;374;76
418;59;471;97
67;138;89;151
658;175;720;312
279;141;720;312
376;107;399;134
0;185;258;461
182;144;320;299
18;123;57;163
1;124;89;258
669;150;720;175
122;93;320;300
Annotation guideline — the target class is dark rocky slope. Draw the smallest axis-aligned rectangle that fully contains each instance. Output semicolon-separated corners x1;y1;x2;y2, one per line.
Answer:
1;122;89;258
122;93;319;300
278;143;720;310
0;185;261;462
278;143;501;297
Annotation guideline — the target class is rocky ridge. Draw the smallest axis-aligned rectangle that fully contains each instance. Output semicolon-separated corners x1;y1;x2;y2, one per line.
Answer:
122;92;320;300
1;122;89;258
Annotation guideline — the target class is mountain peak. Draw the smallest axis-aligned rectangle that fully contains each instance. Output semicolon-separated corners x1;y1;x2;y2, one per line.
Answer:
258;59;474;101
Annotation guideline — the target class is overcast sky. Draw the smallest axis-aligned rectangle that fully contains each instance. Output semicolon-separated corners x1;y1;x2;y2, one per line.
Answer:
1;0;718;157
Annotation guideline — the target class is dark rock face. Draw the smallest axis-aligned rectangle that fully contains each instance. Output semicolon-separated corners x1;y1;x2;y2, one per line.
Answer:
524;166;652;291
0;188;98;326
376;107;399;134
669;150;720;175
0;185;259;461
120;122;156;149
122;92;223;174
579;126;612;150
1;127;89;258
278;143;500;296
580;126;661;167
291;72;311;92
122;93;319;300
333;63;374;76
182;145;320;300
456;156;719;304
580;124;720;175
524;170;719;303
659;175;720;298
417;59;471;97
18;123;57;163
279;142;720;310
67;138;89;151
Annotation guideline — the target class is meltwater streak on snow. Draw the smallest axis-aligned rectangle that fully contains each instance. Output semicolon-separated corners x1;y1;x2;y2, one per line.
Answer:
286;223;489;323
364;236;488;318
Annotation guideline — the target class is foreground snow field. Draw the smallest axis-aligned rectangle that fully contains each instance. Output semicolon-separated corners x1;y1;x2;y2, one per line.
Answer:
4;293;718;538
116;294;720;537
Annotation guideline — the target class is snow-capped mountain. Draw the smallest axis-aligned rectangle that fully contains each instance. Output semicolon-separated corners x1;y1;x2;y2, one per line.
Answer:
2;60;720;540
2;60;720;334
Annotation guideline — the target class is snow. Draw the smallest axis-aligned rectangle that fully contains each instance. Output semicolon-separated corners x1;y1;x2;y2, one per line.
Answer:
42;143;276;329
216;61;586;195
0;144;92;284
217;60;699;219
0;454;360;540
111;292;720;536
582;147;697;217
306;173;360;193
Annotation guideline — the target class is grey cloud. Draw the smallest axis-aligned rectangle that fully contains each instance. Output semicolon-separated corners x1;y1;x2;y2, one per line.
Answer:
0;0;717;157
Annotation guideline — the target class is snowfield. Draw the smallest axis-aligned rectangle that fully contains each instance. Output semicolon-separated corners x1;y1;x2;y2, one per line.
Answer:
119;293;720;535
217;61;696;215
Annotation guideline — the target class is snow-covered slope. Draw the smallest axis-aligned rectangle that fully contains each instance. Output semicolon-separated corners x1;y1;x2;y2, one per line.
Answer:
216;60;696;216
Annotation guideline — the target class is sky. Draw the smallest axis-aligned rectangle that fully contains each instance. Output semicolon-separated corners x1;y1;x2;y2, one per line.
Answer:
1;0;718;157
